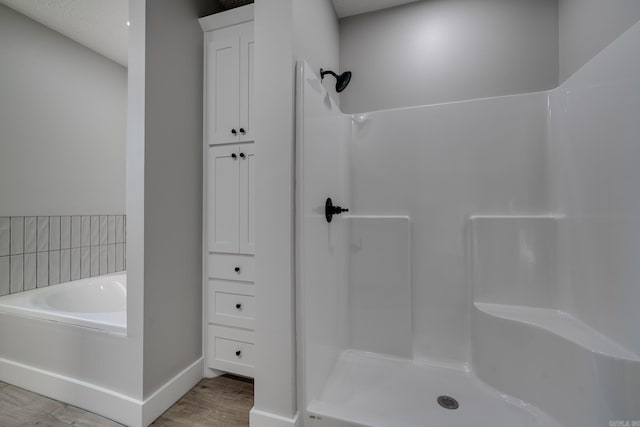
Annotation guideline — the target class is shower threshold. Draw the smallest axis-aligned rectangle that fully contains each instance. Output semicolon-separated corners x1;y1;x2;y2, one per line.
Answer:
305;350;563;427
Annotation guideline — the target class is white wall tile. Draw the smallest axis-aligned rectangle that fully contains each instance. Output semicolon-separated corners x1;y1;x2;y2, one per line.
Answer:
24;217;37;253
0;218;9;256
49;216;60;250
100;245;107;275
80;246;90;279
91;216;100;246
37;216;49;252
24;253;36;291
11;217;24;254
0;257;9;296
71;216;81;248
91;246;100;277
108;216;116;244
100;216;108;245
107;244;116;273
60;216;71;249
116;215;124;243
70;248;81;281
116;243;124;271
60;249;71;283
81;216;91;247
10;255;23;293
36;251;48;288
49;250;60;285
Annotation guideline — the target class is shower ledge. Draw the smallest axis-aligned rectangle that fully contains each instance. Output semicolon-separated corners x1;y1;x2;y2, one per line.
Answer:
474;302;640;361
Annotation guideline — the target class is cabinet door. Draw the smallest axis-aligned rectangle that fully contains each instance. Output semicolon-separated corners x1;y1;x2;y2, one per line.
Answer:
239;143;255;254
207;37;240;144
239;30;254;142
208;145;240;253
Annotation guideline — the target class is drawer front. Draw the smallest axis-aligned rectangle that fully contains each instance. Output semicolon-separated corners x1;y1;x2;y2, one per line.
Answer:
207;325;254;378
208;280;255;329
208;253;254;282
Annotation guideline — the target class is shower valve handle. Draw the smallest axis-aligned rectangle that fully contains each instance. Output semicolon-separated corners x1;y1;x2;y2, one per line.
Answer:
325;198;349;223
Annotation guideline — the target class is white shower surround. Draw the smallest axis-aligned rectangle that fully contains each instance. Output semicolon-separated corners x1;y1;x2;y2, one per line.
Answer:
297;18;640;427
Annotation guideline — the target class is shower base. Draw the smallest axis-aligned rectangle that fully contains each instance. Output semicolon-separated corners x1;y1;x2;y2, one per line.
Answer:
304;350;563;427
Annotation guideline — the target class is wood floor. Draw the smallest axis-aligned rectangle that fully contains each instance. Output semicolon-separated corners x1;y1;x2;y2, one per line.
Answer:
0;375;254;427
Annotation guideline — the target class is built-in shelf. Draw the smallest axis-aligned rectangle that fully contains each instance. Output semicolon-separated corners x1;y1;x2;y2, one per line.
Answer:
474;302;640;362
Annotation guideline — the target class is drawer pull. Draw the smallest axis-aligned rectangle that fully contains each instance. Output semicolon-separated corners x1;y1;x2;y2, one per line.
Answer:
235;350;242;358
234;266;241;273
235;303;243;310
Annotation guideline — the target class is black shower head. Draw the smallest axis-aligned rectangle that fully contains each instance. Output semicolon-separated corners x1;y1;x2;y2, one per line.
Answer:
320;68;352;93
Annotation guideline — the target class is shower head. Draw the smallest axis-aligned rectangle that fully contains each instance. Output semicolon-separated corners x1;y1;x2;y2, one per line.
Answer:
320;68;352;93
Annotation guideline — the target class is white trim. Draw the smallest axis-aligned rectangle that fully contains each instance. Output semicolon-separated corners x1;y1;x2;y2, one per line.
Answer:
0;356;143;426
250;408;300;427
199;4;254;32
0;356;206;427
141;357;204;426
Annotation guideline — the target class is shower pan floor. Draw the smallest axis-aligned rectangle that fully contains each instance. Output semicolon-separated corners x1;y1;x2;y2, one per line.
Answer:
306;350;563;427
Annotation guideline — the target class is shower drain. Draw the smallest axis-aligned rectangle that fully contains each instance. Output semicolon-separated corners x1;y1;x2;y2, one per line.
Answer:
437;395;459;410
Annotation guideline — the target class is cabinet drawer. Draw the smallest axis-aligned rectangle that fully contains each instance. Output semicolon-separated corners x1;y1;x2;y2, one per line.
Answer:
208;253;254;281
207;325;254;378
207;280;255;329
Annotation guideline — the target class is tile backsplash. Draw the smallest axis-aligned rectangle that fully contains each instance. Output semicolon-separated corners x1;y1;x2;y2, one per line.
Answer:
0;215;126;297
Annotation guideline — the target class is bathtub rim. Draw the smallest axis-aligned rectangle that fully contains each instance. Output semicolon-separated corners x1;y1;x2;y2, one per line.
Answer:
0;272;127;334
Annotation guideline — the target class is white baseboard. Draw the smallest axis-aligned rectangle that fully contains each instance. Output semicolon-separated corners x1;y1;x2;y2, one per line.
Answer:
0;356;205;427
250;408;300;427
0;356;143;426
141;357;204;426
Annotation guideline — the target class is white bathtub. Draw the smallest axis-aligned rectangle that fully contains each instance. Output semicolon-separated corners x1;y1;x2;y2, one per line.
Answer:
0;273;126;333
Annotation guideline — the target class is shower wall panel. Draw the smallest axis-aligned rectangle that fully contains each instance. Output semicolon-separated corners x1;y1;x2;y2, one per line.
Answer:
296;62;351;407
548;20;640;355
349;92;550;362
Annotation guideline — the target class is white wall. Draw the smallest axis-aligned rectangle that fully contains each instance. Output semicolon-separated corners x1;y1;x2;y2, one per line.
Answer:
558;0;640;82
252;0;340;424
140;0;211;398
252;0;297;421
549;20;640;355
339;0;559;113
0;3;126;216
293;0;341;104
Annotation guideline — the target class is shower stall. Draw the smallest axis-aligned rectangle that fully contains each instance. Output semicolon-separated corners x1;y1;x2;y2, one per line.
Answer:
295;18;640;427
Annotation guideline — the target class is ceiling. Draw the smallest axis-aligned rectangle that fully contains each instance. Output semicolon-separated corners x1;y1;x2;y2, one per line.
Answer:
0;0;128;66
332;0;422;18
0;0;423;68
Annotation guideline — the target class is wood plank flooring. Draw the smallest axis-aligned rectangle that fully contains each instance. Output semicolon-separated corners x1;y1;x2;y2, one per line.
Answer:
0;375;253;427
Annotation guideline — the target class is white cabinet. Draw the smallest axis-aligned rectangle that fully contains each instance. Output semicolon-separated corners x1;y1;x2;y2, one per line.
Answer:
205;23;254;145
207;144;254;255
200;4;255;379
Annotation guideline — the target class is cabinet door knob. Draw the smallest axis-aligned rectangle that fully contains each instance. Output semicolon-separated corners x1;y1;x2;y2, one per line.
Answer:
239;128;245;134
235;350;242;357
231;129;237;135
235;303;242;310
231;153;237;159
234;266;241;273
239;152;245;159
